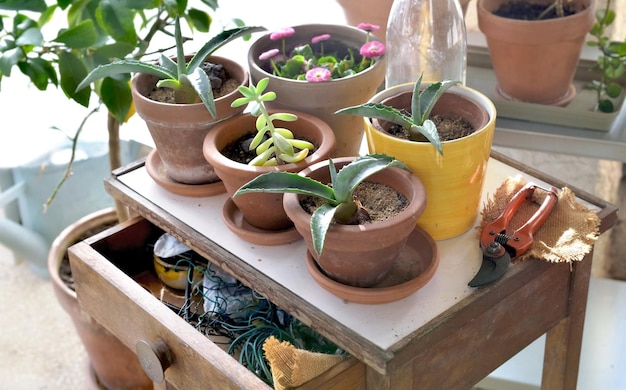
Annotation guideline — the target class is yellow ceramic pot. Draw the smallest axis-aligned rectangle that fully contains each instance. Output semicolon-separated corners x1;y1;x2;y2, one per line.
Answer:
364;82;496;240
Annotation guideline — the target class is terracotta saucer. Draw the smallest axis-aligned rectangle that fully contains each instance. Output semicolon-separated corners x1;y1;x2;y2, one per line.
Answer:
305;227;439;304
222;197;302;246
145;149;226;197
494;83;577;107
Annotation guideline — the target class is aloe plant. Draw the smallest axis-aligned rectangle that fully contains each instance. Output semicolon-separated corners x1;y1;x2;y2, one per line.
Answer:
231;77;314;166
335;75;459;155
77;17;265;118
233;154;410;255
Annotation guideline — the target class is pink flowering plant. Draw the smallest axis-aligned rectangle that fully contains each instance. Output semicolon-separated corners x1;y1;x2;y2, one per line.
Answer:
258;23;385;82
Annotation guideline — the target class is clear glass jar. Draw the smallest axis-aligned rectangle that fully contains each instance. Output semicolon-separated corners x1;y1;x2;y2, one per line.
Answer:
385;0;467;87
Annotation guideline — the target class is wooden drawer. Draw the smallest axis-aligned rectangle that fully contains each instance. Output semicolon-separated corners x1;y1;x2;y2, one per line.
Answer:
69;215;365;390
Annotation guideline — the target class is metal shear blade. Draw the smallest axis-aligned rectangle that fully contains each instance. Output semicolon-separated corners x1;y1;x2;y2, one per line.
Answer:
468;183;559;288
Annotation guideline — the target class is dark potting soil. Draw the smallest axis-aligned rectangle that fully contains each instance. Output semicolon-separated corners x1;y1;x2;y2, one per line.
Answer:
388;114;476;142
493;1;577;20
300;181;409;225
147;62;238;103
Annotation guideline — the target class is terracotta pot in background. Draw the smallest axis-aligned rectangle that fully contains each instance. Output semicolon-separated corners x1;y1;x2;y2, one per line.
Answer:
283;157;427;288
364;82;496;240
336;0;472;43
203;110;336;235
48;208;152;390
132;55;248;186
248;24;385;157
477;0;595;105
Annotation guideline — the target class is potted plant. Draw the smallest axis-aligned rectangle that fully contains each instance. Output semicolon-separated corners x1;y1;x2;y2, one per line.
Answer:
477;0;596;105
233;154;428;290
203;78;336;245
336;75;497;240
247;23;386;157
77;16;265;195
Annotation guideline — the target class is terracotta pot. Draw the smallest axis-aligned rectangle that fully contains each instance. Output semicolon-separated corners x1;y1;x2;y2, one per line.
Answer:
203;111;336;232
364;82;496;240
48;208;152;390
247;24;386;157
131;55;248;185
477;0;595;104
336;0;471;44
283;157;427;288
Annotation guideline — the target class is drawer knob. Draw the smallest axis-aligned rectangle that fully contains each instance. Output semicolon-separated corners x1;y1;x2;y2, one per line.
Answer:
136;339;174;383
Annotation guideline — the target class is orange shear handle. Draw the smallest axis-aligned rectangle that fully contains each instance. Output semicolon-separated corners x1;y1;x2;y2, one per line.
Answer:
480;183;559;259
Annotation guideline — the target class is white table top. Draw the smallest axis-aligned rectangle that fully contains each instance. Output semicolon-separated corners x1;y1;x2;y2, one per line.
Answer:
118;156;581;351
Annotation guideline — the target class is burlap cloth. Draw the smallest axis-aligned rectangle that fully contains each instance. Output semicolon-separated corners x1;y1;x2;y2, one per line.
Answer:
262;336;346;390
478;176;601;265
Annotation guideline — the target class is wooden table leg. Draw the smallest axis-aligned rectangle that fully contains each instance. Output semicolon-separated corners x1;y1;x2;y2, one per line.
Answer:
541;249;594;389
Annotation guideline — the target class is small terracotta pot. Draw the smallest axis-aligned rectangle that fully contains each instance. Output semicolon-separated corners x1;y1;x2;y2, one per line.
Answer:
203;111;336;231
248;24;386;157
477;0;595;104
364;82;496;240
48;208;152;390
283;157;427;288
132;55;248;185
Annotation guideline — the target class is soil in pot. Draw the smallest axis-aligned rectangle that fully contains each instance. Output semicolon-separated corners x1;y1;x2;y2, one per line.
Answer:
147;61;240;103
493;1;579;19
301;181;409;225
387;113;477;142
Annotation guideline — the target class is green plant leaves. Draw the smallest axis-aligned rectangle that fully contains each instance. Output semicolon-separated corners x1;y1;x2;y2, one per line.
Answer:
54;19;98;48
100;76;132;123
59;50;90;106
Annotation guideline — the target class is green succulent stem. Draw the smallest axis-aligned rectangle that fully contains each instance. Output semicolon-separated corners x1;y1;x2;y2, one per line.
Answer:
335;74;460;156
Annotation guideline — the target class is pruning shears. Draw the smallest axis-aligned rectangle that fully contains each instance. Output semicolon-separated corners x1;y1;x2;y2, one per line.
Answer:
468;183;559;288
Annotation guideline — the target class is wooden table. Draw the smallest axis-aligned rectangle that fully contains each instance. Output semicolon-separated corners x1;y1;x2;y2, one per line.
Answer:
70;151;617;389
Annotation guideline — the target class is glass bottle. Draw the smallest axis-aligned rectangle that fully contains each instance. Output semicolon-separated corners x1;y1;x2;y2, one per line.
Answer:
385;0;467;88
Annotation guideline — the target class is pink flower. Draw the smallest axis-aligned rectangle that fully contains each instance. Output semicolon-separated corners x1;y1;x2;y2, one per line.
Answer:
360;41;385;58
311;34;331;44
270;27;295;41
357;23;380;32
259;49;280;61
305;67;332;83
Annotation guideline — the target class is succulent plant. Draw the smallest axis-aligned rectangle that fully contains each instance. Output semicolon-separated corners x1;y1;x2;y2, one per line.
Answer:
335;74;459;155
234;154;410;255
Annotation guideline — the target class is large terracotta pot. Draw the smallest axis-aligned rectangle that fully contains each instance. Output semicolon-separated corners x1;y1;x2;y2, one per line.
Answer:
336;0;472;44
477;0;595;104
48;208;152;390
203;111;336;234
131;55;248;185
364;82;496;240
247;24;385;157
283;157;427;288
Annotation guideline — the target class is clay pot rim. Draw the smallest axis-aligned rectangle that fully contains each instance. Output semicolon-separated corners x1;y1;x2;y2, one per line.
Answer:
283;156;427;234
477;0;595;41
203;110;336;175
48;207;118;300
131;55;249;109
248;23;386;87
367;82;496;146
